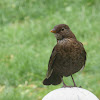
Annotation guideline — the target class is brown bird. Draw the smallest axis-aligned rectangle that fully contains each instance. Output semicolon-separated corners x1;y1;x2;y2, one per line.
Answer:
43;24;86;87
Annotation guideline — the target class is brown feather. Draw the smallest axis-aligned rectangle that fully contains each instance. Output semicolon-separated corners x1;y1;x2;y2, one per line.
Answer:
43;24;86;85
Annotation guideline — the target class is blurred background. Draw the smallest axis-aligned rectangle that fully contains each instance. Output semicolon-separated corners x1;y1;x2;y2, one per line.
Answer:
0;0;100;100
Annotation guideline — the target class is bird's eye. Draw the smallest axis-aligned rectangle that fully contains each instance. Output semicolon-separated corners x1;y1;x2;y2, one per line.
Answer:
61;28;64;31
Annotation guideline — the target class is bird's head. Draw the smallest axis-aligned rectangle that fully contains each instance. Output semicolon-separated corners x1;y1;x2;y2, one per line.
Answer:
50;24;76;41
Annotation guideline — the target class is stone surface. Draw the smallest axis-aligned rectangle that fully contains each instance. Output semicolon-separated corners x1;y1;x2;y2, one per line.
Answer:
42;87;99;100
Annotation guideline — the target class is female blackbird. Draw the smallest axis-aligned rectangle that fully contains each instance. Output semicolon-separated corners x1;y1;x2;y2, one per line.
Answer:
43;24;86;87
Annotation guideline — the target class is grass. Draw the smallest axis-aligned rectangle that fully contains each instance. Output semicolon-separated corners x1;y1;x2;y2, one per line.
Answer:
0;0;100;99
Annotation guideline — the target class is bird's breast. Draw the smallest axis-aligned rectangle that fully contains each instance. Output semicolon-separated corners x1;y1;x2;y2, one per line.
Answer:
54;38;86;76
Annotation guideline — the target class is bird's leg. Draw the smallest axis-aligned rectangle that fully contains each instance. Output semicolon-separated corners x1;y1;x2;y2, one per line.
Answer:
71;75;77;87
62;79;67;87
62;79;72;88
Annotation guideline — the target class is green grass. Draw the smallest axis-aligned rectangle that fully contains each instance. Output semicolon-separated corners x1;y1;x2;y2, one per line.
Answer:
0;0;100;99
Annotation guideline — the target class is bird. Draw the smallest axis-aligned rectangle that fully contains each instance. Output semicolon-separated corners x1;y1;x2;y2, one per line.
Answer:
43;24;86;87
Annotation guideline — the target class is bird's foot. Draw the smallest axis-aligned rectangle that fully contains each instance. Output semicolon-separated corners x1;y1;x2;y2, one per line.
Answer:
62;85;82;88
62;84;82;88
62;86;72;88
73;84;82;88
62;84;68;88
71;84;82;88
74;84;77;87
62;84;75;88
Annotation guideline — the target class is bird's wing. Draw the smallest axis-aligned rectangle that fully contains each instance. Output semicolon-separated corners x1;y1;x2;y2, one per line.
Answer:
82;47;87;65
46;46;57;78
79;41;87;65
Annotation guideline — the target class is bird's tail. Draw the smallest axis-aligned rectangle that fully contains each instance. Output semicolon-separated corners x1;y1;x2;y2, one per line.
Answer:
43;71;62;85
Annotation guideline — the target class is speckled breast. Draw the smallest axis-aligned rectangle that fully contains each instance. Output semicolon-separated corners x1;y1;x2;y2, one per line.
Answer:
54;39;86;77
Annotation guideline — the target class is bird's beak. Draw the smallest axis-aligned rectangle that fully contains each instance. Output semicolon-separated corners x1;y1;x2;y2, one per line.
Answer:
50;29;56;33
